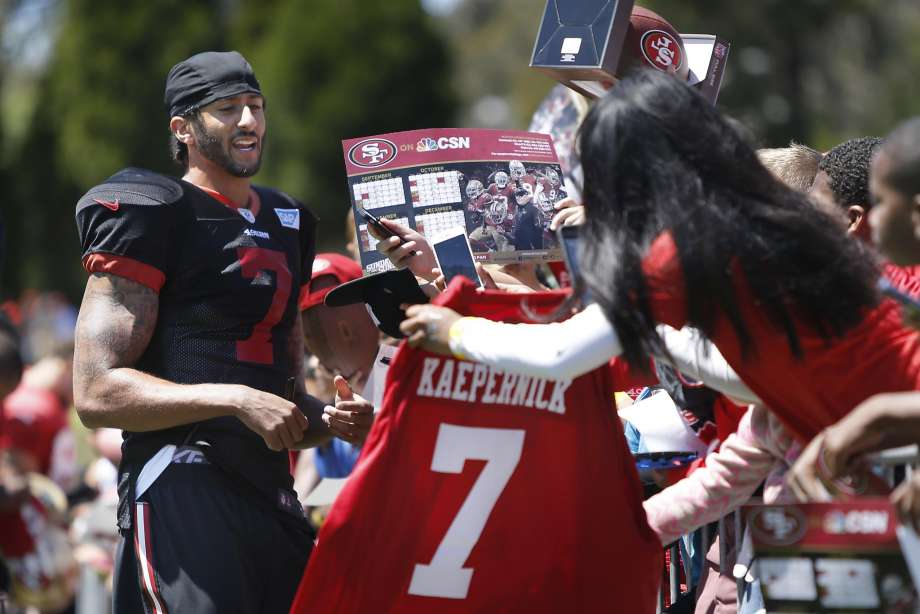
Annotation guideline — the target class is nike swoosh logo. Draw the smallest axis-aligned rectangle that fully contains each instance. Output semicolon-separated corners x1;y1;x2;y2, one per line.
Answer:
93;198;120;211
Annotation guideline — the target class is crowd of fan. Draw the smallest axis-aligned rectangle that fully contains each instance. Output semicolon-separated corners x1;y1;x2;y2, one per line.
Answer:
6;68;920;612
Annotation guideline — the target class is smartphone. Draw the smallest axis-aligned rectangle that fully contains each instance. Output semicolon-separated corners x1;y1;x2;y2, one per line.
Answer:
557;224;591;301
432;228;483;288
879;277;920;316
357;207;395;239
357;207;419;259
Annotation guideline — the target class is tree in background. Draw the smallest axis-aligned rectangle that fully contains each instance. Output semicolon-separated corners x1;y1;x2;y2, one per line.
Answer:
641;0;920;149
435;0;553;129
1;0;456;301
244;0;456;249
440;0;920;151
3;0;225;299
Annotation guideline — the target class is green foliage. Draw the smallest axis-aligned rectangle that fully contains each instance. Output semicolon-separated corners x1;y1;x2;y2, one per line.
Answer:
442;0;920;150
48;0;225;181
633;0;920;148
2;0;456;299
442;0;556;128
244;0;456;249
3;0;226;299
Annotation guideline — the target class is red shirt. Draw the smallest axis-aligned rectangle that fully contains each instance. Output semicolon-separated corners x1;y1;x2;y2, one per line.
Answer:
291;281;662;613
1;384;69;475
883;262;920;298
643;232;920;443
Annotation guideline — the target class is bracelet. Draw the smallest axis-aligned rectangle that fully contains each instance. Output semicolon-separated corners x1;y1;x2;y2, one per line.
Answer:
448;317;484;361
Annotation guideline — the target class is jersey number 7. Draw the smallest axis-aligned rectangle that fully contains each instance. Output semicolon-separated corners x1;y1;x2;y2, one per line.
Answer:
408;424;525;599
236;247;292;365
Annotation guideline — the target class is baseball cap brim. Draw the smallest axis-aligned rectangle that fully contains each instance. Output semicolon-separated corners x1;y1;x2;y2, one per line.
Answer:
325;268;429;338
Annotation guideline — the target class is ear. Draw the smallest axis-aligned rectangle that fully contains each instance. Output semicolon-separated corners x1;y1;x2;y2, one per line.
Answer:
169;116;194;145
847;205;869;237
338;320;355;343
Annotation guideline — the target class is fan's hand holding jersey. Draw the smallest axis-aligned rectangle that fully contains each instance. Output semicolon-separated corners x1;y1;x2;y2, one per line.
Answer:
75;168;316;528
291;280;662;614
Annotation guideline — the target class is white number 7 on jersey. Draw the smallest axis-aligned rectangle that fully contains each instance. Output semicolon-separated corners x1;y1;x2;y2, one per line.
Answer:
408;424;525;599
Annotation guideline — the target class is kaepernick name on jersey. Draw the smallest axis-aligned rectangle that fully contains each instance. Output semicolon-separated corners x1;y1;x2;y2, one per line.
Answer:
416;356;572;414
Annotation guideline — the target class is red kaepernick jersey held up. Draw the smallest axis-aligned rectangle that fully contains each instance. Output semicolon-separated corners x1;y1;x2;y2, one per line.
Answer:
291;280;662;613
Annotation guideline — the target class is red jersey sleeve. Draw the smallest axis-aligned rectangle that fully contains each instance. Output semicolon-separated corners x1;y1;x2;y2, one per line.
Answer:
641;232;689;328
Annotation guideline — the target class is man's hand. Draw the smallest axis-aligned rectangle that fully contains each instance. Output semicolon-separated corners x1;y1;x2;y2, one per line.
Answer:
817;395;892;477
786;433;835;503
400;304;463;355
370;218;438;280
233;387;309;451
322;376;374;446
787;392;919;502
549;197;585;231
786;427;888;503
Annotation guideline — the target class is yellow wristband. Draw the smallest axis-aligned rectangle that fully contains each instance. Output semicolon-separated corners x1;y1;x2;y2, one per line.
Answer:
448;317;486;361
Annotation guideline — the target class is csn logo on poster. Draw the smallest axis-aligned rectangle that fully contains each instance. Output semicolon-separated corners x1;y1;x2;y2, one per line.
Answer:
416;136;471;152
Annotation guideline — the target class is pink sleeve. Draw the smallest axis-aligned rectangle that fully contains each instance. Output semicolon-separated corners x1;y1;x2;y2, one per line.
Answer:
642;406;778;545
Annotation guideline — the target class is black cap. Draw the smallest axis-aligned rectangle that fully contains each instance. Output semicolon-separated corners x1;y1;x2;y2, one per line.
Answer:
325;268;429;338
165;51;262;117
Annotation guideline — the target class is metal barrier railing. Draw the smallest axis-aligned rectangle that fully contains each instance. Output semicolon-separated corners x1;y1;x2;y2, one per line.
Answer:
655;444;920;613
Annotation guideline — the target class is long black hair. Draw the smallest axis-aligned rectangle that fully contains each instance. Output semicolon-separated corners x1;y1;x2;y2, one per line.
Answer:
579;70;880;369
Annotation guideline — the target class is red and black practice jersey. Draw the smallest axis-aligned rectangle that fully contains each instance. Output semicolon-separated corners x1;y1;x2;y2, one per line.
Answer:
75;168;316;525
291;279;663;613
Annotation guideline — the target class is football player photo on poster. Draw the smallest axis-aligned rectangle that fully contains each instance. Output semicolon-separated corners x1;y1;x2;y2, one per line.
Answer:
342;128;567;273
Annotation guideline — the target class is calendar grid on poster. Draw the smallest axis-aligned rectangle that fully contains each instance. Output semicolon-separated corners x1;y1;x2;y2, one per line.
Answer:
408;171;462;208
353;177;406;210
415;209;467;242
357;217;410;253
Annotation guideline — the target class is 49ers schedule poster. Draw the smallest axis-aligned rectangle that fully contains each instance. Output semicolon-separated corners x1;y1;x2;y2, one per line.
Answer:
342;128;566;273
744;500;920;612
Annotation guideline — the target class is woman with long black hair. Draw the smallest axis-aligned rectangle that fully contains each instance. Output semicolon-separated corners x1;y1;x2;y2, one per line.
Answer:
401;69;920;443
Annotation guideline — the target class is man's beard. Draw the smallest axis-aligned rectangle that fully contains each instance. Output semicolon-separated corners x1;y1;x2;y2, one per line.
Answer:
191;117;263;178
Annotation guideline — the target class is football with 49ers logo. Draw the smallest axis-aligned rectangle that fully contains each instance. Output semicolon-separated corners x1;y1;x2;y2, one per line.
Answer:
620;6;690;82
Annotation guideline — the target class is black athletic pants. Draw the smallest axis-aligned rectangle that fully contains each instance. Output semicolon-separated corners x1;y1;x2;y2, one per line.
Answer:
113;462;313;614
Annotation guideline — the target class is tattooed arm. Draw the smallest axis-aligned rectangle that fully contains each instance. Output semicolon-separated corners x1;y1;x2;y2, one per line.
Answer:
73;273;309;451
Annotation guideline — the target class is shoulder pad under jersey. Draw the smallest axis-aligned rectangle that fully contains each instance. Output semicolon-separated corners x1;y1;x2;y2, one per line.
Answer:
76;167;184;215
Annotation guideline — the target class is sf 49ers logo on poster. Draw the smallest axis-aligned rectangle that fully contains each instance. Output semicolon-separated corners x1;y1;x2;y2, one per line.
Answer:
641;30;682;71
348;138;398;169
748;506;808;546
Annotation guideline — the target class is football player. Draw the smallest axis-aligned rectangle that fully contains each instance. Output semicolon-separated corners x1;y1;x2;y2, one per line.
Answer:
487;172;517;218
470;195;513;252
509;159;526;181
72;51;364;614
464;179;491;228
539;167;567;202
